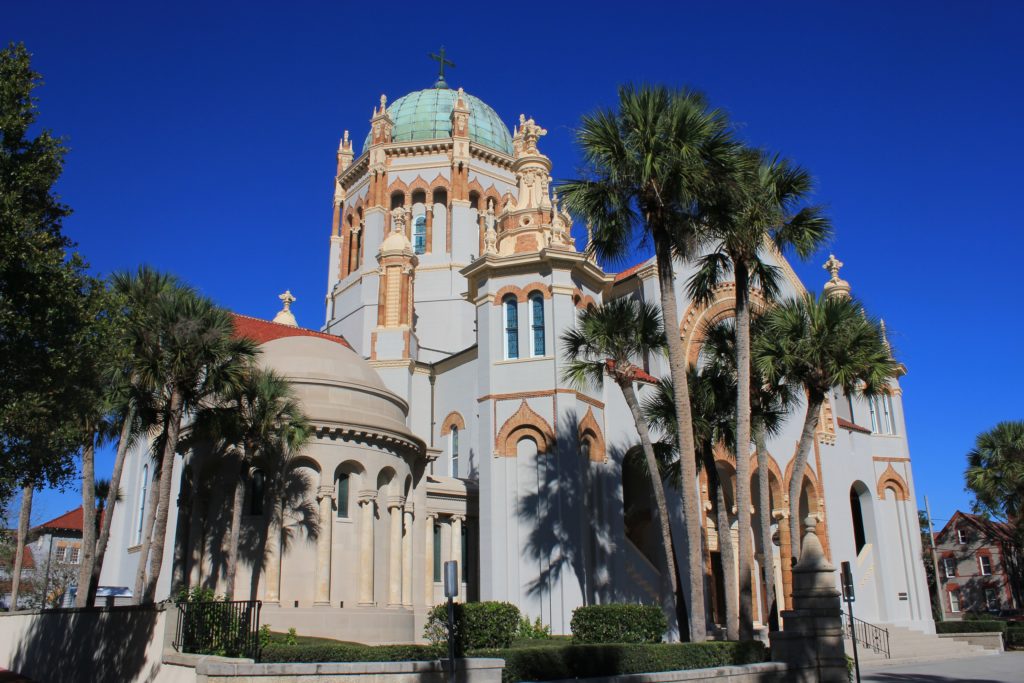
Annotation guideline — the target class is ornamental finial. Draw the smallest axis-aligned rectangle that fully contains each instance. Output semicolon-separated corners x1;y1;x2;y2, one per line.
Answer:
273;290;298;327
822;254;851;300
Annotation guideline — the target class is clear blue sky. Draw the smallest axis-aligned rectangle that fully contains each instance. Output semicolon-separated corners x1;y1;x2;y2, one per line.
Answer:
6;1;1022;529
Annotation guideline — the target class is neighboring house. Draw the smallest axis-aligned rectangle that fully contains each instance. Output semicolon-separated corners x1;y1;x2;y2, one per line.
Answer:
934;511;1021;619
26;507;86;608
0;537;35;610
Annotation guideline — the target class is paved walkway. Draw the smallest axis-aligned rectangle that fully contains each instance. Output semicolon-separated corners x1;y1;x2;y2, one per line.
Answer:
861;652;1024;682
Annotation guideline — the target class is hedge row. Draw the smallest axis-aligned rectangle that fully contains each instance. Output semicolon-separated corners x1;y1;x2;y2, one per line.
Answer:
935;620;1007;634
469;642;767;683
1006;627;1024;649
570;604;667;644
260;643;442;663
424;601;522;653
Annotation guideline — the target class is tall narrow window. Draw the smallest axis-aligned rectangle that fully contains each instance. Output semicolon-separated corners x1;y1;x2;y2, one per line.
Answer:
985;587;999;611
868;398;878;433
336;472;350;518
979;555;992;576
413;215;426;254
136;464;149;545
504;296;519;359
949;590;961;613
355;227;363;266
433;523;442;581
530;294;545;357
850;487;867;555
450;426;460;478
943;557;956;578
249;469;265;515
883;394;896;434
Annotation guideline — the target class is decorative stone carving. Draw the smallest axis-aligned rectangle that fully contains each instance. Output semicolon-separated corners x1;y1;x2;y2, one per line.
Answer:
822;254;851;300
483;198;498;254
272;290;298;327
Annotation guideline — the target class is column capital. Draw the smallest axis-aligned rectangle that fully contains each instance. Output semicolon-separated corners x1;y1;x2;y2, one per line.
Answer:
425;511;439;521
386;495;406;510
450;514;466;523
403;502;415;514
357;489;378;504
317;485;335;501
772;509;789;521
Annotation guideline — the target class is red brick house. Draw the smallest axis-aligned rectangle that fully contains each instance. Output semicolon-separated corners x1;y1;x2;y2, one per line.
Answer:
933;511;1021;619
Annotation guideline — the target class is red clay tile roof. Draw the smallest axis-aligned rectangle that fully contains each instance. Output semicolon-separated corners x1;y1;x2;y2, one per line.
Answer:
231;313;353;351
37;507;84;532
613;259;652;283
837;416;871;434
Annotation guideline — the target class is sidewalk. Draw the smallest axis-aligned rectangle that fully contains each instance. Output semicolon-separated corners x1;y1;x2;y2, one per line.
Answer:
861;651;1024;682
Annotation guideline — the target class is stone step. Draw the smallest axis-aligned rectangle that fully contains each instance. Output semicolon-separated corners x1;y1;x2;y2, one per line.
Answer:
844;624;995;667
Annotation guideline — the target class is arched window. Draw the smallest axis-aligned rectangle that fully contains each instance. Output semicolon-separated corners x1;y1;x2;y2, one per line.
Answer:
249;469;265;516
136;464;149;544
450;426;460;478
530;293;545;357
504;296;519;359
850;486;866;554
336;472;350;518
413;215;427;255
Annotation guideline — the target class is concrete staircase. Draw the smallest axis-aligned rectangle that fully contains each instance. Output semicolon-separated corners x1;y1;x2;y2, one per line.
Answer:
848;624;998;668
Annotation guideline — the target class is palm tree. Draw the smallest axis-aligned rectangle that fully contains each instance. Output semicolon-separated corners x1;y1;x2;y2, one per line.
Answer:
132;285;259;604
755;293;896;559
700;317;795;629
965;421;1024;526
687;151;830;637
560;299;681;630
644;365;739;639
195;367;310;598
8;484;34;610
561;85;746;639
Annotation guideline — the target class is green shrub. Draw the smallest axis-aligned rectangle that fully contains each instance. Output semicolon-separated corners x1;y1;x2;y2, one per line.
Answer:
424;601;521;653
935;620;1007;634
469;642;766;683
258;625;272;651
1005;626;1024;649
516;615;551;640
570;604;667;644
260;643;442;663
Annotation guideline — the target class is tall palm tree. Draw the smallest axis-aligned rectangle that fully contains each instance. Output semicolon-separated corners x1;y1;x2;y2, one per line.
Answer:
561;85;746;639
132;286;259;604
965;421;1024;526
195;367;310;598
560;299;681;630
644;366;738;639
8;484;33;610
700;317;795;629
687;151;830;637
755;293;896;558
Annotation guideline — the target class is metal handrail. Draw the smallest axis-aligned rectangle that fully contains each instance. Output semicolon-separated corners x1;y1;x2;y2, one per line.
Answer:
842;610;890;658
175;599;262;660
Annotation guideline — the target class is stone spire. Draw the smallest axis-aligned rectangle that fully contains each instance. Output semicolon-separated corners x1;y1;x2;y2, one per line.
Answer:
273;290;298;327
822;254;851;300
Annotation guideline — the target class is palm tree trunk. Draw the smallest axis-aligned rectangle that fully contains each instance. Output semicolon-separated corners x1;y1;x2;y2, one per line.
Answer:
753;422;776;630
9;485;33;610
133;455;161;604
76;430;98;607
654;236;706;641
787;396;822;563
702;448;738;640
619;379;680;634
224;452;247;599
733;264;753;640
92;407;133;604
249;480;275;602
143;388;185;603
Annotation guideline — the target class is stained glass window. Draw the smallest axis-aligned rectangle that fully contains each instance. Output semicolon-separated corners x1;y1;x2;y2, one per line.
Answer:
413;215;426;254
505;297;519;359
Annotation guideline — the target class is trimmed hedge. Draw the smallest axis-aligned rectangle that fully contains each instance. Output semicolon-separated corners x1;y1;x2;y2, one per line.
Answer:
469;642;767;683
424;601;522;653
260;643;441;663
1006;627;1024;649
935;620;1007;634
570;604;667;644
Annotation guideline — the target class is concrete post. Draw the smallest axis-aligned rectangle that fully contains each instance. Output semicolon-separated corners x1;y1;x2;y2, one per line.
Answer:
424;512;437;606
314;485;334;606
358;491;377;605
769;516;848;683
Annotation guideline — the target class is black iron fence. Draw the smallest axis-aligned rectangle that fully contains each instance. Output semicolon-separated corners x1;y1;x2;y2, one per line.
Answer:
175;600;262;660
842;610;890;658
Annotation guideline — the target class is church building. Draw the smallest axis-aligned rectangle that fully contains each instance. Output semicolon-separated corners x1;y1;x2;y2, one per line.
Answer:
100;71;934;643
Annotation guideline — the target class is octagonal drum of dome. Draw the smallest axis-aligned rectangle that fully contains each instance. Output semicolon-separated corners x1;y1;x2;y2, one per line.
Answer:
364;88;513;155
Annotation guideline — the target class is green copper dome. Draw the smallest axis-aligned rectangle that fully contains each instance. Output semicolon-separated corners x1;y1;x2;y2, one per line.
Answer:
364;88;513;155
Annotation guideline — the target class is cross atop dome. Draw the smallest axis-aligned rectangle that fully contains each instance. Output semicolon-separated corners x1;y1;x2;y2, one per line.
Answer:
429;46;455;88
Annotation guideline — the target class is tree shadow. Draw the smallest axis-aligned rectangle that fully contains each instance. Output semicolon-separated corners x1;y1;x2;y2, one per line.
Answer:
9;606;160;683
516;411;676;617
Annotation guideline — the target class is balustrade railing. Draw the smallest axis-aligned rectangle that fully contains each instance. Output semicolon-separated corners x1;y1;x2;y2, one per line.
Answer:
174;600;262;660
842;610;889;658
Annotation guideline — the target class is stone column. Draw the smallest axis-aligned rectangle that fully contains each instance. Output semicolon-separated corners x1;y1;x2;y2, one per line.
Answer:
424;512;437;606
314;485;335;606
388;496;405;606
776;509;794;610
358;491;377;605
424;206;433;254
450;515;465;601
769;517;847;683
402;504;414;607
